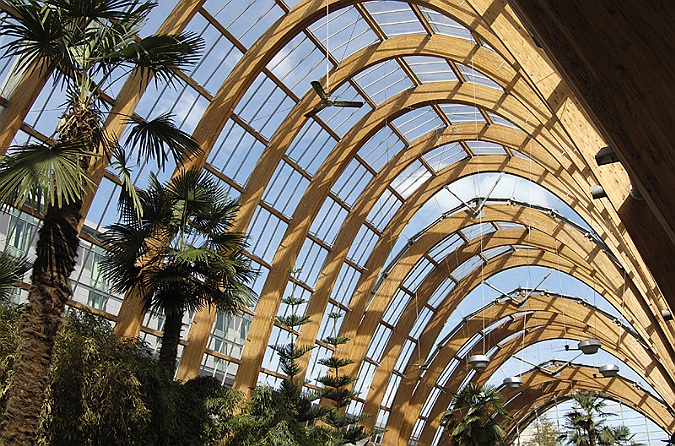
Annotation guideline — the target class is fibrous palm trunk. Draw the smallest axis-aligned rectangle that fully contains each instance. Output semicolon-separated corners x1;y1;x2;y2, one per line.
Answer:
0;202;82;445
158;310;184;375
0;104;96;445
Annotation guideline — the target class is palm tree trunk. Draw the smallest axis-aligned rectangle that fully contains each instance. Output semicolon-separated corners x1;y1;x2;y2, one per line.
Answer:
159;310;184;375
0;202;82;445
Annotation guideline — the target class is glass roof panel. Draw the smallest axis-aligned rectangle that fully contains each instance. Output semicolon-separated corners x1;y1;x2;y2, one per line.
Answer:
404;56;459;83
357;126;406;172
466;140;507;156
207;119;266;186
203;0;284;49
423;142;469;173
363;2;426;37
308;7;380;63
418;6;475;41
286;120;338;176
439;103;485;124
268;33;328;96
391;160;433;199
189;21;244;95
456;62;504;90
353;59;415;104
392;107;445;142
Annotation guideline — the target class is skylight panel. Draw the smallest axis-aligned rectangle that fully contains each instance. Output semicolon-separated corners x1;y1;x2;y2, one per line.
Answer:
331;159;374;207
391;160;433;200
460;222;496;241
456;63;503;90
383;289;412;325
330;263;361;307
353;59;414;105
286;120;337;176
450;255;484;282
295;238;329;286
207;119;266;187
309;7;379;63
365;324;393;363
402;257;435;291
418;6;475;41
394;339;416;373
310;196;348;245
410;308;433;339
204;0;284;49
248;206;288;264
439;103;485;124
427;278;457;309
420;387;441;418
382;374;402;408
357;126;406;172
347;225;379;267
428;233;465;262
188;21;244;95
234;75;296;140
423;142;469;173
392;107;445;142
262;160;310;217
487;111;520;129
268;34;329;97
366;189;403;232
482;245;513;260
363;2;426;37
465;140;506;156
404;56;458;83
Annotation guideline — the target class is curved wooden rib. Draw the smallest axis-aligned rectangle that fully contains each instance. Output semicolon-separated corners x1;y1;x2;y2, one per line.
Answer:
344;204;675;384
176;20;663;386
410;310;673;445
501;366;675;444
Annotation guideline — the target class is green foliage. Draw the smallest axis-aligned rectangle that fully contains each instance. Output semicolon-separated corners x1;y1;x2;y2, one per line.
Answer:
559;392;642;446
317;311;372;445
0;303;239;445
441;382;508;446
521;416;563;446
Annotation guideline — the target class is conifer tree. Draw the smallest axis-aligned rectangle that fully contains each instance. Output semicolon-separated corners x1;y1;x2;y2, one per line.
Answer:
272;274;325;424
318;311;372;444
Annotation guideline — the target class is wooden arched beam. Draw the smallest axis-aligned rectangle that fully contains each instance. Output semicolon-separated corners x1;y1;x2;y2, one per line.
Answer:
412;311;673;444
224;72;592;390
175;22;662;382
371;295;674;441
501;366;675;444
344;205;674;386
382;248;675;443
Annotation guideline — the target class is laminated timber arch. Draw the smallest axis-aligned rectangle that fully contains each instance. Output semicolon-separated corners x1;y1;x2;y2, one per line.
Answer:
406;310;674;445
159;0;668;392
367;295;675;438
2;0;673;441
500;366;675;445
339;204;675;375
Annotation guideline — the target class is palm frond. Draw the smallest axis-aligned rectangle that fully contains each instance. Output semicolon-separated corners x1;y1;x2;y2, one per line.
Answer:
109;148;143;222
120;32;204;85
0;251;31;301
0;141;96;209
125;113;202;170
1;0;70;78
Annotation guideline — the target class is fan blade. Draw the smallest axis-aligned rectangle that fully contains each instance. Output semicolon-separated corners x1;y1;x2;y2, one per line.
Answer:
311;81;328;100
304;102;328;118
332;100;364;108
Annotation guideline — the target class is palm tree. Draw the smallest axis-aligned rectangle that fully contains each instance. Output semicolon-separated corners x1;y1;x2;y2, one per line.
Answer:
440;382;508;446
0;1;203;443
559;391;642;446
101;169;257;373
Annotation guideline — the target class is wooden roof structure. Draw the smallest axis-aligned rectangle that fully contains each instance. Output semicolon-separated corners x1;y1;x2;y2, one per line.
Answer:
0;0;673;443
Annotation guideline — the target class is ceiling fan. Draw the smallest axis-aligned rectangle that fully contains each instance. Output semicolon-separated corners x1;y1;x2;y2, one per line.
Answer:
304;80;364;118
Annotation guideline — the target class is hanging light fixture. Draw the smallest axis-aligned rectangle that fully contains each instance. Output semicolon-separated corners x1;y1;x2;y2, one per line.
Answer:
468;354;490;371
599;364;619;378
503;376;523;389
578;339;601;355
